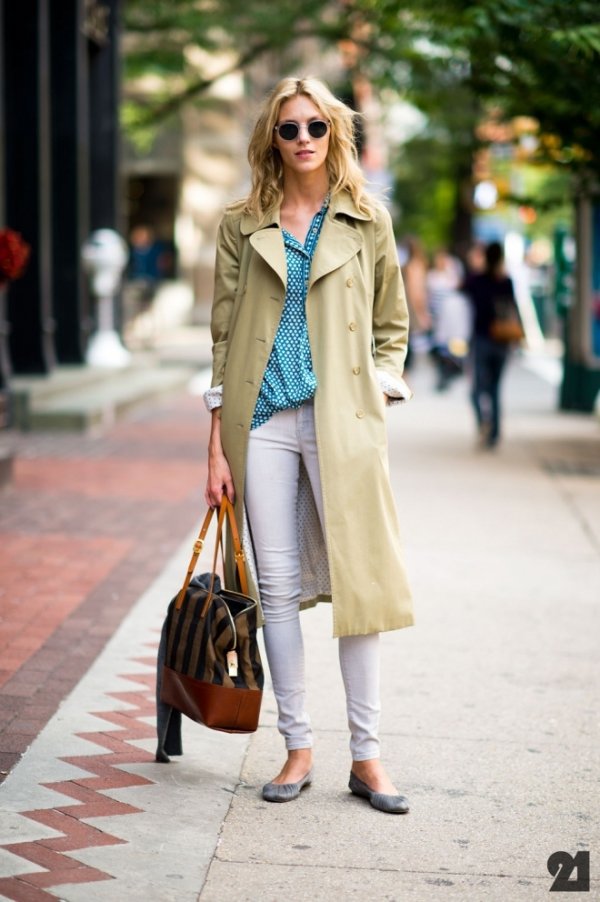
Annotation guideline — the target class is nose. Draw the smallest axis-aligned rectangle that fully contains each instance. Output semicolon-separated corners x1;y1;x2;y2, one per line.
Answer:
296;124;311;142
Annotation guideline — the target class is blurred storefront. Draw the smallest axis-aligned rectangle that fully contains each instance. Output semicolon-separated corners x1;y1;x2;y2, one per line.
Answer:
0;0;122;414
121;64;248;323
470;115;600;411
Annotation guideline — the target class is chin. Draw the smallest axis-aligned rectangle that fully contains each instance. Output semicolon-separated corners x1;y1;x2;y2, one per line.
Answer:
291;157;325;173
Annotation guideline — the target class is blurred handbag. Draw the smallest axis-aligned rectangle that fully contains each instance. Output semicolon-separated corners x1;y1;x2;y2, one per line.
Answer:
489;296;525;343
160;496;263;734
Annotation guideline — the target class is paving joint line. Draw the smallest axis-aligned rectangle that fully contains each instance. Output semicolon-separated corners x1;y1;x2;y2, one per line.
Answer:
211;856;555;882
255;725;597;748
198;741;255;900
549;471;600;558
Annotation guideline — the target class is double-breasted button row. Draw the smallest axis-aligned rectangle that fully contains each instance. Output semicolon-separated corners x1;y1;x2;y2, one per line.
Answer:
355;409;365;418
348;322;357;331
346;277;354;287
352;366;361;375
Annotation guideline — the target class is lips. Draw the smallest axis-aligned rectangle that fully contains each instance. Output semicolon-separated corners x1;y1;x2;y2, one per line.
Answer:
295;150;314;159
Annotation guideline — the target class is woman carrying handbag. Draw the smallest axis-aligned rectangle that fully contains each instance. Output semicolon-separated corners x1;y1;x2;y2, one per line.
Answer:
204;76;414;813
463;241;524;449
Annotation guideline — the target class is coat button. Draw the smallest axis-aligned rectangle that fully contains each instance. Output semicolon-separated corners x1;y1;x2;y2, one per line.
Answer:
346;277;354;287
352;366;361;375
356;409;365;418
348;322;357;331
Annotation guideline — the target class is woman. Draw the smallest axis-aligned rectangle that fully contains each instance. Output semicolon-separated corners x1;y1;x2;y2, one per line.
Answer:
204;76;414;813
464;241;521;448
427;248;470;391
401;235;431;367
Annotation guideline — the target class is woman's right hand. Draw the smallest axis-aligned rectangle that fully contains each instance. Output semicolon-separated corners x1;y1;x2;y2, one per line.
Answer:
205;408;235;507
205;452;235;507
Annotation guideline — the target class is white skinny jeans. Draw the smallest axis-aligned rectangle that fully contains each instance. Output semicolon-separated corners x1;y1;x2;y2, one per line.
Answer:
245;401;381;761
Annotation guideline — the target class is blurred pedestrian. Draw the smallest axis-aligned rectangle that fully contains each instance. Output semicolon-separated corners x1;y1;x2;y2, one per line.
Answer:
128;225;170;305
427;248;471;391
463;241;521;448
464;241;486;277
401;235;430;367
125;225;175;347
204;76;413;813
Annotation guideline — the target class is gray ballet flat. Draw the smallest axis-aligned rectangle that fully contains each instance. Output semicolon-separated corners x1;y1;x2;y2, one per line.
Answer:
348;771;409;814
262;769;313;803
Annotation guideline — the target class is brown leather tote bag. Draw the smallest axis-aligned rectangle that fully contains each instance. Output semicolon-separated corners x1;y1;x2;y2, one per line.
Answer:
160;497;263;734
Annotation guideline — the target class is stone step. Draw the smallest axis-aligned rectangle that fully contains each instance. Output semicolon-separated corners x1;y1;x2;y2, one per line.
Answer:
10;365;119;403
0;445;13;488
11;363;197;432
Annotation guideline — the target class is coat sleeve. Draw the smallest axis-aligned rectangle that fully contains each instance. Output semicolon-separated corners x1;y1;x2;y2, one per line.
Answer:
372;206;412;401
210;213;240;389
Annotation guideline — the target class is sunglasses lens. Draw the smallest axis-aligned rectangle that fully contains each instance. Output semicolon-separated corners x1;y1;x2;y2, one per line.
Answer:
278;123;299;141
308;120;328;138
276;121;329;140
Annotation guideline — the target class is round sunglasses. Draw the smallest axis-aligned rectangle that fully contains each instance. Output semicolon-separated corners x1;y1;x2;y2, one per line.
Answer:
274;120;330;141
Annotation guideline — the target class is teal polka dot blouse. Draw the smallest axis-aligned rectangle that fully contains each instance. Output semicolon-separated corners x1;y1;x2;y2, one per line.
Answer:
251;197;329;430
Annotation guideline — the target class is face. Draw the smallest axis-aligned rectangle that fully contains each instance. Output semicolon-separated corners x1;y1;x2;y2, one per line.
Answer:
273;95;330;177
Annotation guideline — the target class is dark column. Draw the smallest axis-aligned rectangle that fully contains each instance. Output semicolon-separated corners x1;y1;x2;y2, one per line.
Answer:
49;0;91;364
3;0;56;373
560;195;600;411
0;0;5;223
87;0;124;332
88;0;122;233
0;1;4;224
0;0;10;413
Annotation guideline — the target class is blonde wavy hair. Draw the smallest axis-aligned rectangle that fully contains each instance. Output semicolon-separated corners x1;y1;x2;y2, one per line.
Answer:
243;76;375;222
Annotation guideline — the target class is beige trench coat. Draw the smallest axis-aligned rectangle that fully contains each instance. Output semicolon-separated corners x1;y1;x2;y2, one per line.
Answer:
210;190;414;638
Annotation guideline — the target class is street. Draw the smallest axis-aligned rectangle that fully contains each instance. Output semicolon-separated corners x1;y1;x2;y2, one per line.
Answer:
0;350;598;900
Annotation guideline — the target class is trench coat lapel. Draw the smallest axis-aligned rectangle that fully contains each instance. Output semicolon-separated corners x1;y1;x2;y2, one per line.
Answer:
309;214;363;290
243;210;287;289
248;227;287;289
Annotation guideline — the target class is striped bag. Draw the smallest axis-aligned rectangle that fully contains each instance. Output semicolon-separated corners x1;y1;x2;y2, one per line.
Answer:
160;497;263;733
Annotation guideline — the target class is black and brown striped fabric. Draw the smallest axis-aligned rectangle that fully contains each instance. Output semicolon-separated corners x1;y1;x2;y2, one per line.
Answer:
161;573;263;733
164;574;263;690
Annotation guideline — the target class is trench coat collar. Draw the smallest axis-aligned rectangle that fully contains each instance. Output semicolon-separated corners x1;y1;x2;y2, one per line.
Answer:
239;190;372;235
241;190;370;289
328;190;373;223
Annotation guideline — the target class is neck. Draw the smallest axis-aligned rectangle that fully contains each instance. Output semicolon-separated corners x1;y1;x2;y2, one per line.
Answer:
281;170;330;211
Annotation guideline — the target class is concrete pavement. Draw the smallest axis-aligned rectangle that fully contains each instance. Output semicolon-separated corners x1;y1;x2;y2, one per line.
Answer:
0;350;598;900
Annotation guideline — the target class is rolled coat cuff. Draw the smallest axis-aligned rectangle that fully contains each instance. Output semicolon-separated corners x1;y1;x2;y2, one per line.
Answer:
376;370;413;404
204;384;223;412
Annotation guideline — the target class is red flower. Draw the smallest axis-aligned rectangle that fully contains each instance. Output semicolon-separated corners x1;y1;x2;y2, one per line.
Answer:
0;229;31;284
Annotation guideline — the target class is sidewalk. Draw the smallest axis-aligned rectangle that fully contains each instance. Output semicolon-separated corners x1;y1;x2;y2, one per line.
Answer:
0;353;599;901
0;388;210;778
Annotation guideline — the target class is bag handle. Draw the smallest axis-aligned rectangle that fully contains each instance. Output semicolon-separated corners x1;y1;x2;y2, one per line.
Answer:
202;499;237;618
175;496;248;610
218;496;248;594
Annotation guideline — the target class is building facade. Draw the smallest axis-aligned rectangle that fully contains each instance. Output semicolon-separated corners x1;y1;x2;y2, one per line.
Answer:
0;0;122;421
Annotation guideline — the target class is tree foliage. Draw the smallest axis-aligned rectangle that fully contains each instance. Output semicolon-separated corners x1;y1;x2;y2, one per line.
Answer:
123;0;350;124
123;0;600;176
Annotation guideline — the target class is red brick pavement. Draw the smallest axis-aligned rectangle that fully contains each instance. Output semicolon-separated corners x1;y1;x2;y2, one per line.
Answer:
14;458;205;501
0;391;209;782
0;533;131;688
